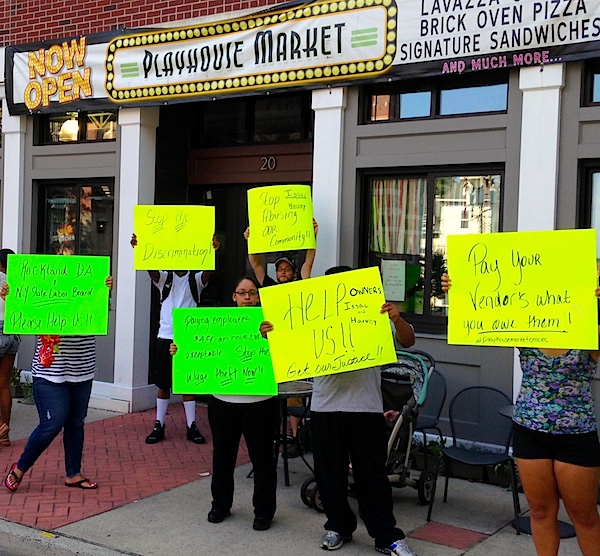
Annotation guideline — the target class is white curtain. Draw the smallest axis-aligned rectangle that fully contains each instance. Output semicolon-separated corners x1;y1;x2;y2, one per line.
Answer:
370;178;427;255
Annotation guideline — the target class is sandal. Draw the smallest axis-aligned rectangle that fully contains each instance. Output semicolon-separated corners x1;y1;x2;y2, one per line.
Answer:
65;477;98;489
5;463;22;492
0;422;10;447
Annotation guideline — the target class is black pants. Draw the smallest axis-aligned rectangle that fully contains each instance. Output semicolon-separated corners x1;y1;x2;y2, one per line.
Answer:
312;411;405;548
208;396;279;519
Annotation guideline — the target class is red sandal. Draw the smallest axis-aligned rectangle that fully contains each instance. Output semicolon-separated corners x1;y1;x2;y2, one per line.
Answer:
5;463;22;492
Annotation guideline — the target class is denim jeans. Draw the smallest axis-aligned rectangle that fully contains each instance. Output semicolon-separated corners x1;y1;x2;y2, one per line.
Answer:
18;377;93;478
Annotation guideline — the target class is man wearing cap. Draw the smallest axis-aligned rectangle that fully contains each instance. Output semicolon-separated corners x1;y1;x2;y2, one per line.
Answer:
243;220;317;287
243;220;318;456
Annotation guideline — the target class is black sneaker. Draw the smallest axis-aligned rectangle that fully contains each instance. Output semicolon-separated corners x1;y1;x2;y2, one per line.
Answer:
207;507;230;523
145;420;165;444
253;516;272;531
187;421;206;444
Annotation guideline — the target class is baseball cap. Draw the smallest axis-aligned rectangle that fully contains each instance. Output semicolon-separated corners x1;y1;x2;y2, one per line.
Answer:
275;257;296;270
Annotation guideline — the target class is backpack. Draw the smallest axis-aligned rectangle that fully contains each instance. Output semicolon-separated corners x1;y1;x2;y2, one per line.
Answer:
160;271;201;306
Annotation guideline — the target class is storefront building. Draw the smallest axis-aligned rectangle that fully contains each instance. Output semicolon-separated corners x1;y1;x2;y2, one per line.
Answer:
0;0;599;420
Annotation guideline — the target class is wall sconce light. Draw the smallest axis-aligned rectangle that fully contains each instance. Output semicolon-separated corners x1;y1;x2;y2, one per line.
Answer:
59;114;79;142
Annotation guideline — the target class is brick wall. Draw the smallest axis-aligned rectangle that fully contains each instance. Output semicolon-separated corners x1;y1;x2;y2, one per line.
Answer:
0;0;286;47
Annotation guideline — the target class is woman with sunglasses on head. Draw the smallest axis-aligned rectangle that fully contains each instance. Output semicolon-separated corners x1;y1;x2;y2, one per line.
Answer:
170;276;279;531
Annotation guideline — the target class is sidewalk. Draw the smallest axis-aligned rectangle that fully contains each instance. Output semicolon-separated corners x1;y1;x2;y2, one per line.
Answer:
0;399;589;556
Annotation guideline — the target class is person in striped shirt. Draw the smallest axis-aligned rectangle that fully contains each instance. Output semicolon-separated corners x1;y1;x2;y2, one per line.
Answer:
4;276;112;492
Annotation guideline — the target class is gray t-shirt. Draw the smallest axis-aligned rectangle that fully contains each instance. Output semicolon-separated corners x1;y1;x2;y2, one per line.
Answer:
310;321;409;413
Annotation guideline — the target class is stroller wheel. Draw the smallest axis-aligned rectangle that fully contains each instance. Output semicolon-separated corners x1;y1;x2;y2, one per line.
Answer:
417;470;436;505
301;477;317;508
309;483;325;513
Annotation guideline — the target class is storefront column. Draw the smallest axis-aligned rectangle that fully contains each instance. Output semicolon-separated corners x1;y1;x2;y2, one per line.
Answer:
98;107;159;412
0;96;26;251
514;64;565;398
311;88;346;276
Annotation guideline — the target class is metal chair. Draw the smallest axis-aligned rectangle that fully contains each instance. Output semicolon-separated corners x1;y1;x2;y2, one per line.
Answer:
427;386;521;532
415;368;447;446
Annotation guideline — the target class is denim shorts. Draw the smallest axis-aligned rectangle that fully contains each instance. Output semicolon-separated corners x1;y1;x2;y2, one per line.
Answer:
0;322;20;357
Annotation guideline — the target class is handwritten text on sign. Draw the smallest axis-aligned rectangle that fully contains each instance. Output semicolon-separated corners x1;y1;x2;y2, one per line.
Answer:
172;307;277;395
4;254;110;335
259;267;397;382
133;205;215;270
247;185;315;254
446;230;598;349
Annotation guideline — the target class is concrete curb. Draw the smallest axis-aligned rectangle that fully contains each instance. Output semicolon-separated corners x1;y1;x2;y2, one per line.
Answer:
0;518;138;556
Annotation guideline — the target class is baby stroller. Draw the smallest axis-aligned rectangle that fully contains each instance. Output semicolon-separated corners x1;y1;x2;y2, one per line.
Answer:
380;349;435;505
300;350;435;512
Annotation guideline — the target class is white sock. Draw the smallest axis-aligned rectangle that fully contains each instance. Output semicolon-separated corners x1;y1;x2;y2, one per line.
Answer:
156;398;169;426
183;400;196;427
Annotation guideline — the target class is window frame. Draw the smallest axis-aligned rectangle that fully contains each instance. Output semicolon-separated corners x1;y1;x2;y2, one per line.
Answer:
192;91;314;148
34;110;118;146
360;69;510;124
360;165;505;335
582;59;600;106
36;178;115;258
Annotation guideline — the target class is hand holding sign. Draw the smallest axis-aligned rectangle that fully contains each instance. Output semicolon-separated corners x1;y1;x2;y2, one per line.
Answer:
247;185;315;254
133;205;215;270
172;307;276;395
446;229;598;349
259;267;398;382
4;254;111;335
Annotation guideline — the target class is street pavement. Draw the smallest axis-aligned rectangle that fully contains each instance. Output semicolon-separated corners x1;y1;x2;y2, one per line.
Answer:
0;398;591;556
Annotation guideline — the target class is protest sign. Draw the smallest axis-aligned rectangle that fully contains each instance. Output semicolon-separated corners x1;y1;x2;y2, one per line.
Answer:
133;205;215;270
447;229;598;349
4;254;110;335
172;307;276;395
247;185;315;254
259;267;398;382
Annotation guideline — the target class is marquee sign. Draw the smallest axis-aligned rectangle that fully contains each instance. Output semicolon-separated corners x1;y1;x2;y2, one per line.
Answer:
105;0;396;103
6;0;600;114
5;0;398;114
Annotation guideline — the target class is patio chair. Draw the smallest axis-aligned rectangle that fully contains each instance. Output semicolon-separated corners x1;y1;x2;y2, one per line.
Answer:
427;386;521;533
415;368;447;446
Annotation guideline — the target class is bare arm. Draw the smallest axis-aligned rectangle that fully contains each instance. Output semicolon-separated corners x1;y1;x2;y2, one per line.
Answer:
131;233;159;282
381;302;415;348
300;219;318;280
200;235;221;285
244;227;266;286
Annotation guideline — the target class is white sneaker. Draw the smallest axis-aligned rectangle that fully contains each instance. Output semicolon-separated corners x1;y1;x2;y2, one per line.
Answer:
388;539;417;556
321;530;352;550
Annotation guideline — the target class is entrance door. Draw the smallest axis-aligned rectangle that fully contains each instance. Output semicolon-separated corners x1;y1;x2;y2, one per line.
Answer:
190;180;314;306
189;184;251;306
188;141;313;306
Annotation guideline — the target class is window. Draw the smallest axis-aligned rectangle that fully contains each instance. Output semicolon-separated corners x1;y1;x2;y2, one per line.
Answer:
364;171;502;333
439;83;508;116
38;181;114;257
579;163;600;264
363;71;509;123
35;111;117;145
194;92;313;147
